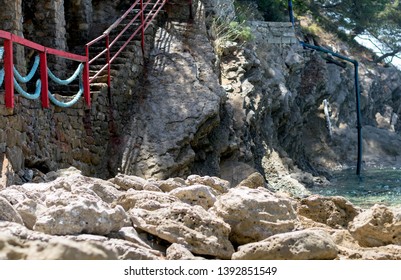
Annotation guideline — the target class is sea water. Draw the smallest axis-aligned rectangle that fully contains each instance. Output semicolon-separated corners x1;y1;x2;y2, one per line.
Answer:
309;168;401;208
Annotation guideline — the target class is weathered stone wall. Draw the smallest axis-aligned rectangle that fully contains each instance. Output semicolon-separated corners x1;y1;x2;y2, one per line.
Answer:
247;21;298;45
0;0;154;188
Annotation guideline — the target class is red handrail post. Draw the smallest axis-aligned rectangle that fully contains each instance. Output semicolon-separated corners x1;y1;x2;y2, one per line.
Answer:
4;38;14;108
189;0;193;20
140;0;145;56
84;46;91;107
40;50;49;108
106;35;111;91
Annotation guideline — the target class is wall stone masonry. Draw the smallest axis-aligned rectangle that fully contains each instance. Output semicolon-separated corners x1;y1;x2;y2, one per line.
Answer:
248;21;298;45
0;0;159;187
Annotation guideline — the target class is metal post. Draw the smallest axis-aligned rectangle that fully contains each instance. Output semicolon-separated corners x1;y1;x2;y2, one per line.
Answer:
106;34;111;95
83;46;91;107
40;50;49;108
140;0;145;56
354;62;363;176
189;0;193;20
4;38;14;108
288;0;295;27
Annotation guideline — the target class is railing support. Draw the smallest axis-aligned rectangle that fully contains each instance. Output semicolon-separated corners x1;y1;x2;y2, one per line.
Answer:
4;38;14;108
106;35;111;91
189;0;193;20
40;50;49;108
83;48;91;107
140;0;145;56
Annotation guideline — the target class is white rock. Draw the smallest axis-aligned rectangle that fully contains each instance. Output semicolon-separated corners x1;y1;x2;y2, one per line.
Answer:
211;186;299;245
348;204;401;247
169;184;216;209
232;229;338;260
129;202;234;259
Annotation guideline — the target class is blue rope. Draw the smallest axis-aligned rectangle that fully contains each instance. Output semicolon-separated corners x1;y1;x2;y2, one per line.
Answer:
48;77;84;108
0;69;4;87
48;63;84;86
47;63;84;107
13;55;40;83
14;78;41;100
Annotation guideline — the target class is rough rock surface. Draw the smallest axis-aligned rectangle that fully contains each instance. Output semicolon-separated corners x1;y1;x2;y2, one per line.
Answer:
129;202;235;259
0;222;118;260
232;229;338;260
211;186;299;245
0;196;24;225
1;174;128;235
115;190;179;211
2;172;401;260
169;184;217;210
348;205;401;247
166;243;205;260
185;175;230;194
298;195;361;228
119;3;225;180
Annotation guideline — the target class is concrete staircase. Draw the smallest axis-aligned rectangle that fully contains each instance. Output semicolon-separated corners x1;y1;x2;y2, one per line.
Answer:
87;1;166;96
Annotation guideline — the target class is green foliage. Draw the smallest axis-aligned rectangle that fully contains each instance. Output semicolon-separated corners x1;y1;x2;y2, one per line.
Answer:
211;3;254;56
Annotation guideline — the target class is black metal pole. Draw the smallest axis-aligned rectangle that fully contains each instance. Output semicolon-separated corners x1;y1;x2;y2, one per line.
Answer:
354;62;363;176
299;42;363;176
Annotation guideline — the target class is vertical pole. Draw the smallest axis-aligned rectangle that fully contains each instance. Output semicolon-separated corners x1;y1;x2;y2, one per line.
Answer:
83;45;91;107
40;49;49;108
189;0;193;20
4;38;14;108
354;62;363;176
288;0;295;27
106;35;111;94
140;0;145;56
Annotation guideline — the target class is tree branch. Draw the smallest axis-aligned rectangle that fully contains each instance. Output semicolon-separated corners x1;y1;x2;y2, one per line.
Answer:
374;47;401;63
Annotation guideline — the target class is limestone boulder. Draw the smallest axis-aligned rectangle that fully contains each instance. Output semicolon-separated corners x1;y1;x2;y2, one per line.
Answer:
348;204;401;247
166;243;205;260
0;222;118;260
186;175;230;194
211;186;299;245
1;188;41;229
237;172;266;189
169;184;217;210
115;190;179;211
298;195;361;228
153;178;186;192
0;196;24;225
109;173;148;191
329;229;401;260
33;200;127;235
4;175;128;235
67;234;164;260
232;229;338;260
129;202;234;259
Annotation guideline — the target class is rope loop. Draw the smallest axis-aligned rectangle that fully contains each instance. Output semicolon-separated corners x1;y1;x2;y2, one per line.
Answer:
48;76;84;108
14;78;41;100
14;55;40;83
48;63;84;86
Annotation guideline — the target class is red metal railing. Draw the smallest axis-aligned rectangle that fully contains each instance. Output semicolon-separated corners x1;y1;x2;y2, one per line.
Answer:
0;30;90;109
1;0;193;109
85;0;169;90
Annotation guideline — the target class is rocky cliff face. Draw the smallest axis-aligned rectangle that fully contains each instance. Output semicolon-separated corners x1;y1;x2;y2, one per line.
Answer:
196;0;401;187
116;0;401;191
2;0;401;261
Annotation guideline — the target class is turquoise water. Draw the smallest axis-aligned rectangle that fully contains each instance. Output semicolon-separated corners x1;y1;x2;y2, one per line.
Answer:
310;168;401;208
